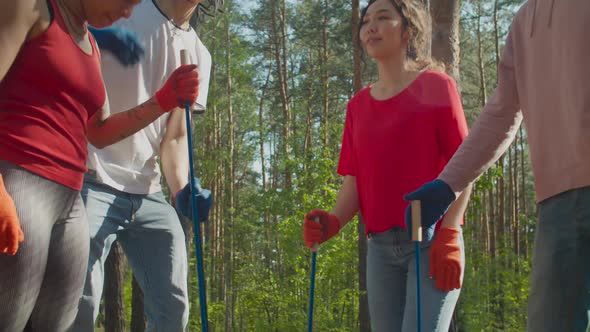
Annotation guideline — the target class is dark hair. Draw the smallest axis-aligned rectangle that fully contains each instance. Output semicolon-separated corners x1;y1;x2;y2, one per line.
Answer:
190;0;224;28
359;0;436;71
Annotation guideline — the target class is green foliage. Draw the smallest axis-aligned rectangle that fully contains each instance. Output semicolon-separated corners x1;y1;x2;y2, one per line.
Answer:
104;1;539;330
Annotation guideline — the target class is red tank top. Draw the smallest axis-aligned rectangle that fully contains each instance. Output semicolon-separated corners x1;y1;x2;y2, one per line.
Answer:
0;0;105;190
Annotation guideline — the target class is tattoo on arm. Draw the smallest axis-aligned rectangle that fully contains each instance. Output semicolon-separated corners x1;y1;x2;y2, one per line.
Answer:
128;102;146;121
119;99;161;140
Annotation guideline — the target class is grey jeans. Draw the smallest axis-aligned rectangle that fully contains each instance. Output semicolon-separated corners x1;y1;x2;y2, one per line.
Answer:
527;186;590;332
0;160;89;332
367;226;464;332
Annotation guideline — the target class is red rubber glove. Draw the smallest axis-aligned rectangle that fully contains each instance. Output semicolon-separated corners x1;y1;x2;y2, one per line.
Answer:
303;209;341;249
155;64;199;111
0;175;24;255
429;227;462;291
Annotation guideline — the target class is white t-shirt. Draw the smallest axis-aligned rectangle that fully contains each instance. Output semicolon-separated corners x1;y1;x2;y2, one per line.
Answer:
87;0;211;194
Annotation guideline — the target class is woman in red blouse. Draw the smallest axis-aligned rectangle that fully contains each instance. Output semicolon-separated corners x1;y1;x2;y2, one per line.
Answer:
303;0;472;330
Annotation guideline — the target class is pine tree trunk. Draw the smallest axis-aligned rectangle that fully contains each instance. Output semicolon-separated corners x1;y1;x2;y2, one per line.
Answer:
270;0;292;188
130;276;146;332
224;11;236;330
321;0;330;149
430;0;461;80
430;0;462;328
352;0;370;330
104;241;126;332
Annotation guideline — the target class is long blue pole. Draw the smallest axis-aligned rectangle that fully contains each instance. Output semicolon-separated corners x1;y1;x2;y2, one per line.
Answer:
415;241;422;332
308;251;317;332
185;101;209;332
411;201;422;332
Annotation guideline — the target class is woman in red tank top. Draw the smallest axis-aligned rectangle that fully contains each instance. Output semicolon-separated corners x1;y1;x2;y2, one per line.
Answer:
0;0;200;330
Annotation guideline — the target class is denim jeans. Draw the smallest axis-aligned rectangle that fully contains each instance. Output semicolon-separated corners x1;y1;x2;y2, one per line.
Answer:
72;173;188;332
367;226;464;332
528;186;590;332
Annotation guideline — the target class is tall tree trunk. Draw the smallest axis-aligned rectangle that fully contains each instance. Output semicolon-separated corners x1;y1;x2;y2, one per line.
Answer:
519;127;528;259
259;66;273;275
321;0;330;149
270;0;292;188
130;276;146;332
357;217;369;332
421;0;432;57
224;12;236;330
352;0;369;330
209;23;225;312
430;1;462;329
512;144;520;258
430;0;461;80
104;241;126;332
476;0;487;106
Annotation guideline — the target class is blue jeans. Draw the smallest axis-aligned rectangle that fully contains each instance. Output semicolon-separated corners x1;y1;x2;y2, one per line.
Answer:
72;173;188;332
367;227;464;332
527;186;590;332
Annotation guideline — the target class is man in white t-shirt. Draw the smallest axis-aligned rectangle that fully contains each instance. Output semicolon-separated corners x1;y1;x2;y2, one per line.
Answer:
72;1;216;330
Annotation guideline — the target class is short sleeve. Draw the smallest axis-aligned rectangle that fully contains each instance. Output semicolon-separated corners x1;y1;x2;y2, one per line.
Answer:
437;76;469;162
337;102;356;176
194;36;211;111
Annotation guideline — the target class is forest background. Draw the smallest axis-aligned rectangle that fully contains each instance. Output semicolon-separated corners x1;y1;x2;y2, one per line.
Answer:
97;0;533;331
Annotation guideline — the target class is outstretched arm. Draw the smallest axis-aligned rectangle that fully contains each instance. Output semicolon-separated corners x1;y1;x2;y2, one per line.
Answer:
87;64;199;148
439;28;522;194
87;94;167;149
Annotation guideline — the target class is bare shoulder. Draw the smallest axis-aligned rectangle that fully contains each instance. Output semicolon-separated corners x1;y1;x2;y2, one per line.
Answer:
0;0;45;81
28;0;52;40
0;0;42;23
0;0;45;37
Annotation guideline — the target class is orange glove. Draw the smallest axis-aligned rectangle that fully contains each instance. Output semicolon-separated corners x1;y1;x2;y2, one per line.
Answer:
429;227;462;291
303;209;341;249
0;175;24;255
155;64;199;111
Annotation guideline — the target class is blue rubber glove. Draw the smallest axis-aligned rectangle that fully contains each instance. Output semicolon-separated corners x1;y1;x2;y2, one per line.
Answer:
403;179;456;242
175;178;212;223
89;26;144;66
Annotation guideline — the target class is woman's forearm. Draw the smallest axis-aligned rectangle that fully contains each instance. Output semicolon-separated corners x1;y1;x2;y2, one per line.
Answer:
331;175;360;228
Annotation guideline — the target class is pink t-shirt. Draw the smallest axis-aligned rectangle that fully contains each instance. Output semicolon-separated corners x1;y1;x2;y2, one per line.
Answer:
439;0;590;202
